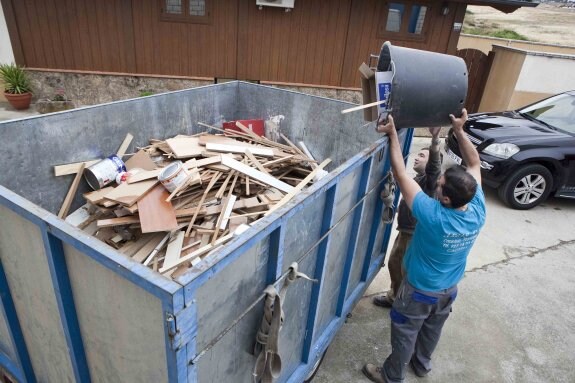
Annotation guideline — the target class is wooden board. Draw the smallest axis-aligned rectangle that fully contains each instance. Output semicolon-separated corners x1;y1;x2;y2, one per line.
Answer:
166;137;204;158
54;159;99;177
117;133;134;158
58;162;86;219
83;187;113;205
131;234;166;263
137;185;178;233
266;158;332;216
125;150;157;171
104;180;158;206
205;142;274;157
161;231;185;271
220;155;295;194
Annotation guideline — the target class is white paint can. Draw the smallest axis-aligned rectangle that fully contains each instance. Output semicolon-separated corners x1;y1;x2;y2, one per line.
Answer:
158;161;190;193
84;155;127;190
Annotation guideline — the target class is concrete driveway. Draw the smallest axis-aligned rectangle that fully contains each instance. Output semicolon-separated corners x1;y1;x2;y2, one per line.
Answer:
314;136;575;383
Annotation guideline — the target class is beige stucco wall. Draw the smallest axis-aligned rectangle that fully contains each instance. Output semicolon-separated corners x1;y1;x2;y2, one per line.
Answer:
458;34;575;56
479;45;575;112
478;46;526;112
0;4;13;101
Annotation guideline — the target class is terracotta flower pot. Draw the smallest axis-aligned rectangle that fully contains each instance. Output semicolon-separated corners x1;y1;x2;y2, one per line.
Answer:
4;92;32;110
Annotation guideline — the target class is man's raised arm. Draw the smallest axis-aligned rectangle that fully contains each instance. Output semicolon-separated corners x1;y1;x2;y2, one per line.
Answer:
450;109;482;184
377;116;422;209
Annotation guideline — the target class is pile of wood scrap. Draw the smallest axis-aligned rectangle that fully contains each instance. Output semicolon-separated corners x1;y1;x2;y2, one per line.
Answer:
61;122;331;279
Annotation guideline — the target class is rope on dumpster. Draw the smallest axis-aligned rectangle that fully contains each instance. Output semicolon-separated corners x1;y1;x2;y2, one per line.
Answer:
189;162;403;366
252;263;316;382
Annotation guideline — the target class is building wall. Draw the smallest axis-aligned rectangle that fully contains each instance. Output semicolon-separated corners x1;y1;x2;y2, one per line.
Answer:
510;53;575;109
0;3;15;101
3;0;466;89
458;34;575;56
479;45;575;112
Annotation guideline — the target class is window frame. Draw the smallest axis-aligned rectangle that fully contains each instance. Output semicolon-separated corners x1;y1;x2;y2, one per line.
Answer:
159;0;213;25
377;1;433;41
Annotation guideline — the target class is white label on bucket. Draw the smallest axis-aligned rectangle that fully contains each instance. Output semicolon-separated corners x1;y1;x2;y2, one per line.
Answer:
376;71;393;119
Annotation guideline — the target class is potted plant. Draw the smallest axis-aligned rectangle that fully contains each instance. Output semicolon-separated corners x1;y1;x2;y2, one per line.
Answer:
0;63;33;110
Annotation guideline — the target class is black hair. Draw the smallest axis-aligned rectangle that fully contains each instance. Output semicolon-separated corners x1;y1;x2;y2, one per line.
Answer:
442;166;477;208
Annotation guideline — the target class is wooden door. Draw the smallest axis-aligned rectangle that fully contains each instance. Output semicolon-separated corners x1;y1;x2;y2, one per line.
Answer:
457;48;494;113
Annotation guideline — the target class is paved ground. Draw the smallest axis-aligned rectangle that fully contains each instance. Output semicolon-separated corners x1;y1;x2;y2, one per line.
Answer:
315;137;575;383
0;101;39;122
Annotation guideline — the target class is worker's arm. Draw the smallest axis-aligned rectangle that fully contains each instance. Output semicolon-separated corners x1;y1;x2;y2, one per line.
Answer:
424;127;442;192
377;115;422;209
450;109;482;184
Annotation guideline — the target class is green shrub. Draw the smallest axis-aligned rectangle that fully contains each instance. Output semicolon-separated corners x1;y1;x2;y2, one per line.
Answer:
139;90;154;97
490;29;529;40
0;63;32;94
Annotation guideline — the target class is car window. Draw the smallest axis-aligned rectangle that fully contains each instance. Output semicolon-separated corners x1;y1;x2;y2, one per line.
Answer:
519;93;575;134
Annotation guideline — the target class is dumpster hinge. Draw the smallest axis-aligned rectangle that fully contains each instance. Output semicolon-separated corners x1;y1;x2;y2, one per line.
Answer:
167;303;197;351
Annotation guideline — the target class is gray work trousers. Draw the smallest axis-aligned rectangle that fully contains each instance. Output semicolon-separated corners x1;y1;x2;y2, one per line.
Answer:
382;280;458;382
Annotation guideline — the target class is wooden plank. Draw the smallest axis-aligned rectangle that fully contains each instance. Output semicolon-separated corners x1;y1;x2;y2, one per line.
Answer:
166;137;204;158
97;216;140;228
245;149;270;174
143;232;172;266
161;231;185;271
205;142;274;157
83;186;113;205
116;133;134;158
219;195;237;231
131;233;169;263
220;155;295;194
159;233;234;274
266;158;332;216
54;159;100;177
58;162;86;219
104;179;158;206
125;150;157;171
137;185;178;233
185;172;222;237
341;99;387;114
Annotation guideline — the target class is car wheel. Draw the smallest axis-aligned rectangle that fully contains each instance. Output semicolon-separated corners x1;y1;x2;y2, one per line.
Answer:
498;164;553;210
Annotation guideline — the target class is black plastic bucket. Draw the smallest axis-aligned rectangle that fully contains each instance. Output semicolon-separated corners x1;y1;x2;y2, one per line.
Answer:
377;41;468;128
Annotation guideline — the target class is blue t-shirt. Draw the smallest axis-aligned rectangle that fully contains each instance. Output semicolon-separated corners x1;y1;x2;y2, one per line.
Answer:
403;186;486;292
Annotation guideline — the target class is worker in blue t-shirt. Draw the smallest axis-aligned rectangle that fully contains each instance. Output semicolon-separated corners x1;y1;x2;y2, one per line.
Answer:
363;109;486;383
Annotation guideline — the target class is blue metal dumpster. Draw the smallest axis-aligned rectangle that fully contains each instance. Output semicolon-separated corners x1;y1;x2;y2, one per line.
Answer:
0;82;412;382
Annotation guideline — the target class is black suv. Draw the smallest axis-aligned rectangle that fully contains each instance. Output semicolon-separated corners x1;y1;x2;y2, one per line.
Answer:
446;91;575;209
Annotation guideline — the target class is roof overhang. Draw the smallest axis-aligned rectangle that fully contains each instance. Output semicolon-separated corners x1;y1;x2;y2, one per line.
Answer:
455;0;539;14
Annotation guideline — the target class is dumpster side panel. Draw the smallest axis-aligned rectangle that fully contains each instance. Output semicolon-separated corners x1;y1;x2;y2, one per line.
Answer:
346;151;388;301
312;165;363;341
195;306;263;383
63;244;169;382
194;238;270;352
193;236;272;382
0;205;75;381
0;306;16;366
236;83;383;168
281;193;326;271
0;83;238;214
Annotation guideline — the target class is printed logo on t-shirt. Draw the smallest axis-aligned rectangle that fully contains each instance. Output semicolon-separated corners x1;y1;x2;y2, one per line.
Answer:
441;231;479;253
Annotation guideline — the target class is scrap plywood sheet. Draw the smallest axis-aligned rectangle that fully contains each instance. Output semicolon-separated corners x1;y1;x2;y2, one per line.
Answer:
166;137;204;158
137;185;179;233
104;180;158;206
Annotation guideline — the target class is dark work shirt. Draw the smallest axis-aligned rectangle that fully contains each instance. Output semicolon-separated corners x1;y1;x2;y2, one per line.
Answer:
396;142;442;233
